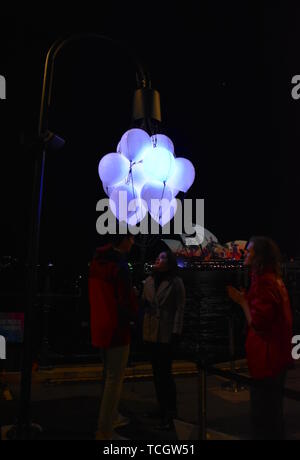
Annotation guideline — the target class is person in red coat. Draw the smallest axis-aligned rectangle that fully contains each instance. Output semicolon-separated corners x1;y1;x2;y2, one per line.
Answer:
89;234;138;440
227;236;293;440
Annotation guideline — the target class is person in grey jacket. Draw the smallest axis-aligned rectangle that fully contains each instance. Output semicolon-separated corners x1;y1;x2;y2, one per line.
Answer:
142;250;185;430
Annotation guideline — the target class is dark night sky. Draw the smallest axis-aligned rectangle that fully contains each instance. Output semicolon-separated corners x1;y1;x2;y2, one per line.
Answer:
1;5;300;271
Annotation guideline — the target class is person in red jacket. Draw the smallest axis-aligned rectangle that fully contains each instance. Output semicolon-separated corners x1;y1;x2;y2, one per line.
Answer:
89;234;138;440
227;236;293;440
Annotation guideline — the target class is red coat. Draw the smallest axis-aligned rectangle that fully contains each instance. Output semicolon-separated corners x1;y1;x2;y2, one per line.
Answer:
88;244;138;349
245;270;293;379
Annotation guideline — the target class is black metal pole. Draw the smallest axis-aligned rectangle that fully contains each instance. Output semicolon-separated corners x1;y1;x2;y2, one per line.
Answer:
39;264;52;369
17;147;46;439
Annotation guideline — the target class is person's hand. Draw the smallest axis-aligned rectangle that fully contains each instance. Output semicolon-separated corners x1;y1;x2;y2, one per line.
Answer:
227;285;246;306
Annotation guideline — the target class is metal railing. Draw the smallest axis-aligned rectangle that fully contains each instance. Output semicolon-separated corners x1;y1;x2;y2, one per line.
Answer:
196;361;300;440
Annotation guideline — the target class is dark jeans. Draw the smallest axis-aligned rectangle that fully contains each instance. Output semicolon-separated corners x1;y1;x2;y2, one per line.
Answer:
147;342;177;420
250;370;286;440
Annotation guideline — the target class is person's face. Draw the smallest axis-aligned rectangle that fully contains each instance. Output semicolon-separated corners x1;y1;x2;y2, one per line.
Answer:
154;252;169;272
244;242;255;266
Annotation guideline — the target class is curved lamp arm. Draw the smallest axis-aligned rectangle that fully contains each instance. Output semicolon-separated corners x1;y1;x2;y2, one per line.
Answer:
38;33;151;136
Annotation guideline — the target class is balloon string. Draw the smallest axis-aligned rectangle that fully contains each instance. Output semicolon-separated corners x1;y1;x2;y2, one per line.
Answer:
126;161;133;184
126;160;141;183
129;161;141;224
154;180;166;224
160;181;166;201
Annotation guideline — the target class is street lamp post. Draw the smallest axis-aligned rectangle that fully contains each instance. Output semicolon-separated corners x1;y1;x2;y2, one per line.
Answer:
17;33;161;439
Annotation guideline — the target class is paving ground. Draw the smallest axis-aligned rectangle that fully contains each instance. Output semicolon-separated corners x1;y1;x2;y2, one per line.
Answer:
1;360;300;440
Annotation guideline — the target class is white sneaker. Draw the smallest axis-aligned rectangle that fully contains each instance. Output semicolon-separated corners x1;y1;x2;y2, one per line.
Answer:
113;413;130;429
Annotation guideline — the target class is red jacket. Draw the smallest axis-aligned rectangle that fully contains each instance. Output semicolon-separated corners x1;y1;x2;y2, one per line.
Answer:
88;244;138;348
245;270;293;379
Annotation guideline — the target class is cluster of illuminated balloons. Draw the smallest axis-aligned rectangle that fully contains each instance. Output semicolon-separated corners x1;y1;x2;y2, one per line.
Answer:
98;128;195;226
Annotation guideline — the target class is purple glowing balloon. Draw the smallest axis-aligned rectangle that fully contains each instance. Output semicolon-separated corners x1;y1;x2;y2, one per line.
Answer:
143;146;175;182
98;153;130;186
151;134;174;155
141;181;175;226
109;184;145;224
166;157;195;193
120;128;151;162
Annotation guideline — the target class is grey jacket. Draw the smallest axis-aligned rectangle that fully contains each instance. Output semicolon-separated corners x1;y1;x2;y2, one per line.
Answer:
142;275;185;344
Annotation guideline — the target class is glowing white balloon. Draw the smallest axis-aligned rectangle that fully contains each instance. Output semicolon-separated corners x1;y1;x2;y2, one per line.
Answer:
157;198;178;227
109;184;145;224
143;146;175;182
102;179;125;197
109;184;135;222
151;134;174;155
166;157;195;193
102;182;114;197
146;194;177;226
141;181;173;206
104;161;147;198
127;198;147;226
141;181;175;225
130;162;147;192
169;188;179;197
98;153;130;186
105;161;147;197
120;128;151;162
